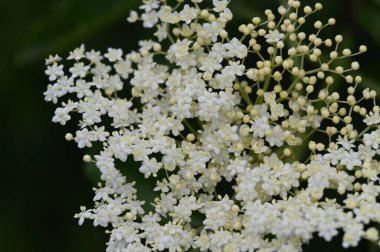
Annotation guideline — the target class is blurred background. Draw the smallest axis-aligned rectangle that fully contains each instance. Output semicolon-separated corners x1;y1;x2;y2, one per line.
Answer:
0;0;379;251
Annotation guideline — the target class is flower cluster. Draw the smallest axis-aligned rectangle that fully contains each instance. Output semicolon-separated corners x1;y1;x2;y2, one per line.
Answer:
45;0;380;251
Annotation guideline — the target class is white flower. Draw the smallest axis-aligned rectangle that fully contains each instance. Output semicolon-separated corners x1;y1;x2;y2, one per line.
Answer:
45;54;62;65
168;39;192;58
364;111;380;126
139;157;163;178
179;4;197;24
223;38;248;59
127;10;139;23
266;125;285;147
159;7;180;24
154;24;168;41
75;128;94;148
251;139;268;154
339;151;362;170
67;44;85;60
337;135;356;150
104;48;123;62
199;55;222;73
198;21;222;42
73;79;92;98
197;91;220;121
213;0;230;12
85;50;103;64
78;101;102;126
141;11;159;28
265;30;285;43
45;63;64;81
76;207;93;225
69;62;90;78
52;106;71;125
213;61;245;89
114;59;133;79
139;0;160;12
364;129;380;149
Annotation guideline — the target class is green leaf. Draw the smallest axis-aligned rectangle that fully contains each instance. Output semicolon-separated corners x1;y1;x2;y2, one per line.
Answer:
358;4;380;47
15;0;139;65
370;0;380;7
229;1;261;20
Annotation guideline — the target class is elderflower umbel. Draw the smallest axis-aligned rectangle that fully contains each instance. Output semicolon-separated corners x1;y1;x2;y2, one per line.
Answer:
45;0;380;251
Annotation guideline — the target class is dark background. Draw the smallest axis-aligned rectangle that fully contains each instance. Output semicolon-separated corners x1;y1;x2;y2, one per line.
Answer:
0;0;379;251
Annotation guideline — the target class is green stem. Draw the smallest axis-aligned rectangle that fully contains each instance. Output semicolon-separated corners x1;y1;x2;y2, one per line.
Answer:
240;86;253;105
256;47;278;104
305;128;317;139
183;119;197;135
357;126;372;139
256;75;271;104
196;118;204;130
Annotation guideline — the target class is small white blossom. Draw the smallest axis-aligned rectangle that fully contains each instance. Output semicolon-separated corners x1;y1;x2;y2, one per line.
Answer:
45;63;64;81
85;50;103;64
139;0;160;12
265;30;285;43
104;48;123;62
69;62;90;78
168;39;192;58
179;5;197;24
337;135;356;150
67;44;85;60
213;0;230;12
141;11;159;28
364;111;380;125
127;10;139;23
45;54;62;65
